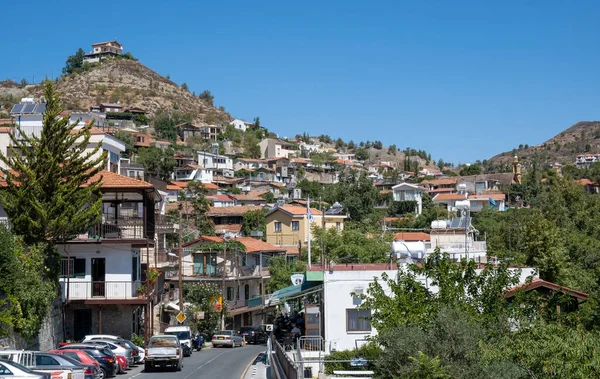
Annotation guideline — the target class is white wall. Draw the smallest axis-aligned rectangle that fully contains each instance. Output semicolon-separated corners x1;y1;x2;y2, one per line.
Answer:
58;244;141;300
323;266;537;353
231;119;249;132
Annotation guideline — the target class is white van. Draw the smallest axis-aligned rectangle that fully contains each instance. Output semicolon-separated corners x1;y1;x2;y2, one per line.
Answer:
164;326;192;357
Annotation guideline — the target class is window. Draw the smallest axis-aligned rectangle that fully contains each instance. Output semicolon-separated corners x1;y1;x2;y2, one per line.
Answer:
0;364;12;375
36;355;60;366
227;287;234;301
292;221;300;231
61;258;86;278
274;222;282;232
132;256;139;281
346;309;371;332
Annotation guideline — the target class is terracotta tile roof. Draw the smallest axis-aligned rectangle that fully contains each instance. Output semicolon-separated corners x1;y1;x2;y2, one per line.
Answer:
0;126;13;132
165;201;196;213
208;205;264;217
167;184;182;191
170;181;189;188
428;188;455;193
335;159;358;166
379;190;392;195
208;195;234;202
577;179;597;186
230;193;266;202
87;170;153;189
182;235;224;247
214;224;243;233
276;205;323;216
468;193;506;201
280;245;299;255
421;178;459;186
433;193;467;201
236;237;287;253
504;279;588;301
394;232;431;241
69;127;107;135
291;158;310;164
237;158;266;163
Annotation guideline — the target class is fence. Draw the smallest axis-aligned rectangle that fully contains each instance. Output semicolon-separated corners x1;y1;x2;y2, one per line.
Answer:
274;337;299;379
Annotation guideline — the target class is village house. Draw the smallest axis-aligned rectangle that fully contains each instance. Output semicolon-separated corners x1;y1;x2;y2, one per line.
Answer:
230;119;253;132
234;158;267;171
258;138;296;159
431;192;506;213
207;194;236;207
391;182;426;215
420;177;459;195
207;205;265;237
230;192;268;206
83;40;124;63
198;151;234;177
175;236;286;329
265;204;347;248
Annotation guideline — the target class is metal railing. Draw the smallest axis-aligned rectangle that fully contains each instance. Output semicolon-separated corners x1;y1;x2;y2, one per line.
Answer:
60;280;145;300
274;337;299;379
297;336;325;352
87;215;145;239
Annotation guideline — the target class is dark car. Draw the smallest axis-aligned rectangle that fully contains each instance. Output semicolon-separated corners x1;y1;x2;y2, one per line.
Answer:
238;326;267;344
58;344;118;378
34;353;97;379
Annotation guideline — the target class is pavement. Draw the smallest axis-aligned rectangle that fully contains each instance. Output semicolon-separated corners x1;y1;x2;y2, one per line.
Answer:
119;343;265;379
241;352;269;379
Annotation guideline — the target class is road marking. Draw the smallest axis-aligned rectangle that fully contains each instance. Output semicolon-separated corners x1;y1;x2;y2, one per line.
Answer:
129;374;142;379
184;350;229;379
239;354;257;379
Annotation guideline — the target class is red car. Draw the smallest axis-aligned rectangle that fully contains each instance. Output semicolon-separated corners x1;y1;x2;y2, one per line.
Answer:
116;354;129;374
49;349;102;377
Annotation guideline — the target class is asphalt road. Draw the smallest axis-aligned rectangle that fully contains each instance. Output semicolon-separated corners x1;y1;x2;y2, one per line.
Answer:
122;344;265;379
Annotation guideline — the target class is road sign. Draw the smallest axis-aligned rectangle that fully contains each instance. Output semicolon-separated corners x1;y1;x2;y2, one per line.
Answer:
176;312;186;324
265;324;273;332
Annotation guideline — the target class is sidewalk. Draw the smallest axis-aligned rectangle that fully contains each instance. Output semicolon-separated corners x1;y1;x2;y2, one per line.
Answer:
243;352;270;379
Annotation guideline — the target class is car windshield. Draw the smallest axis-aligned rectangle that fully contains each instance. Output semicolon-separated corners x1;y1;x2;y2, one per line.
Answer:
215;331;232;336
166;331;190;340
149;337;177;347
3;360;33;373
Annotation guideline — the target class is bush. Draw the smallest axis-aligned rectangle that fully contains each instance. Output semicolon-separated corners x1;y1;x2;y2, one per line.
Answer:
324;342;381;374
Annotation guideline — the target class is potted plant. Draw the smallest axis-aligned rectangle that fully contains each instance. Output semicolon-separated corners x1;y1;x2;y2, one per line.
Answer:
137;285;146;298
146;267;161;284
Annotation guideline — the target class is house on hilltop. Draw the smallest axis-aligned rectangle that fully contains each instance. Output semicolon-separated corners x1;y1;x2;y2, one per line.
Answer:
83;40;124;63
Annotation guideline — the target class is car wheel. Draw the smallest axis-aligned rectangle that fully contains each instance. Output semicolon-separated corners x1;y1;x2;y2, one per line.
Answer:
99;368;106;379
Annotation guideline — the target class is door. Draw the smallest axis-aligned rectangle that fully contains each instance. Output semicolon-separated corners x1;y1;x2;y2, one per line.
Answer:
244;284;250;305
92;258;106;297
73;309;92;341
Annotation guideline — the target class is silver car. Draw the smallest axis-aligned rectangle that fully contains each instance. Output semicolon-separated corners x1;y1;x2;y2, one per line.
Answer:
85;339;133;365
0;359;47;378
211;330;243;348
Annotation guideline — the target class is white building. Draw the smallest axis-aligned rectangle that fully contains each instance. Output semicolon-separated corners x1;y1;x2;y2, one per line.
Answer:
172;165;214;183
230;119;253;132
198;151;234;177
391;182;426;215
258;139;297;159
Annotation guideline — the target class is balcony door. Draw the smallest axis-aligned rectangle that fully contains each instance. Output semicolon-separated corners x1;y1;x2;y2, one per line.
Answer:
92;258;106;297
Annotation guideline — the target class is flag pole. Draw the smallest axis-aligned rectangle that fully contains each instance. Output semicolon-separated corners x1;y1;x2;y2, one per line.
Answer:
307;197;312;270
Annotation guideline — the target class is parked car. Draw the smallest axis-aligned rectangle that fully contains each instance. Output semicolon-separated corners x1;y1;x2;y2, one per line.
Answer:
114;355;128;374
212;330;244;348
80;340;133;366
34;353;91;379
135;345;145;363
144;335;183;372
238;326;267;345
81;335;141;364
0;359;49;379
48;350;102;379
57;344;117;378
164;326;193;357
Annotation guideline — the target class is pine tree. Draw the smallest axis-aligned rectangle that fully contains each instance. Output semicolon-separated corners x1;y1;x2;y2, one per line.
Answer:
0;80;106;248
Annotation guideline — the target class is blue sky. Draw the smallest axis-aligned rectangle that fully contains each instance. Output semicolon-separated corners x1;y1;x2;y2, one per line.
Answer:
2;0;600;163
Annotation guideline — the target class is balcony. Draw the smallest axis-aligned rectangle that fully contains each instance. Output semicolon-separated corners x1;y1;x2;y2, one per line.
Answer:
84;215;146;240
60;280;149;303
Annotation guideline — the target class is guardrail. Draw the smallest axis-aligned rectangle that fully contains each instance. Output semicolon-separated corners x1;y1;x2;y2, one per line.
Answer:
274;337;299;379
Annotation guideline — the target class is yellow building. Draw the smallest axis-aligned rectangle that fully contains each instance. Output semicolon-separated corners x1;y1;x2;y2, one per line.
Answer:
265;204;347;249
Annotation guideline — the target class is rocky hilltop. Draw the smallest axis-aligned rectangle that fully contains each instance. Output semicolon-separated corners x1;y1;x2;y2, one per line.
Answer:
486;121;600;171
29;60;230;125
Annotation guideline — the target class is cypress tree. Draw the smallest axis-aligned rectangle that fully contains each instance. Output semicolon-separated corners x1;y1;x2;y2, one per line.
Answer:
0;80;106;273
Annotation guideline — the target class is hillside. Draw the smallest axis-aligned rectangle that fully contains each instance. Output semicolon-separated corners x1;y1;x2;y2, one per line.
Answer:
486;121;600;171
28;60;230;125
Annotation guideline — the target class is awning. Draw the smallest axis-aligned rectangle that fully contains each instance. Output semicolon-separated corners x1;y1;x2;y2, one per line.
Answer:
265;282;323;306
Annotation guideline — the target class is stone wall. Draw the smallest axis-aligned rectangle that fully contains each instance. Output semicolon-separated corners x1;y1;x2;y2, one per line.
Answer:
65;303;143;340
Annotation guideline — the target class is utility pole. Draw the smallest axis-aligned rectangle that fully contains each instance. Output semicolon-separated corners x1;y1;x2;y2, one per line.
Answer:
178;203;183;312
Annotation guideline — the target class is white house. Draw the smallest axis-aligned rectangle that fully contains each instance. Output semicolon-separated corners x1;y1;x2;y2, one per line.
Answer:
230;119;253;132
391;182;426;215
432;193;506;213
172;165;214;183
198;151;234;177
299;142;320;153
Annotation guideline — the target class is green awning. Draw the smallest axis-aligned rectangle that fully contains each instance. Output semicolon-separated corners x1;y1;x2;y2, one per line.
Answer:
266;281;323;306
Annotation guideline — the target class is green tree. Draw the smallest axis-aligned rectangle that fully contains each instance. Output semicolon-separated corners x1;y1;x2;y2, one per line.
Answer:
63;48;85;75
459;164;482;176
180;180;214;236
347;140;356;150
244;133;261;158
137;146;176;181
184;282;223;336
388;144;397;155
355;148;369;161
311;227;392;264
181;83;189;92
198;90;214;106
260;191;275;203
113;130;136;158
242;209;267;240
0;80;105;247
266;256;306;292
122;52;136;60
